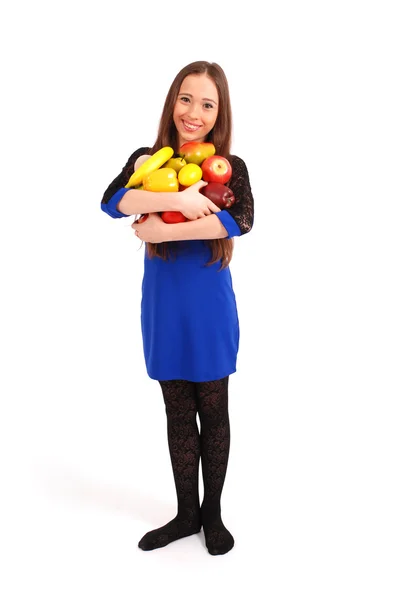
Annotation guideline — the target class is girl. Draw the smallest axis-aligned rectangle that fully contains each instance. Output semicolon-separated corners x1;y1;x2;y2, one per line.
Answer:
101;61;254;555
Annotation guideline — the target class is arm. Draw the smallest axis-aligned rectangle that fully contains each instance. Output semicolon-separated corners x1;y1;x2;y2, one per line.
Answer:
214;155;254;235
132;155;254;244
132;212;228;244
155;155;254;241
117;188;183;216
100;147;151;218
164;213;228;241
100;147;173;219
100;148;219;219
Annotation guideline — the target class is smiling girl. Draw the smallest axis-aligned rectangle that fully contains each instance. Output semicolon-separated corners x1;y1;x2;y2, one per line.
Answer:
101;61;254;555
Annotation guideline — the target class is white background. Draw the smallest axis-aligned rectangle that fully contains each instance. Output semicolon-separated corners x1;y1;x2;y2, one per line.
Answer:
1;1;400;598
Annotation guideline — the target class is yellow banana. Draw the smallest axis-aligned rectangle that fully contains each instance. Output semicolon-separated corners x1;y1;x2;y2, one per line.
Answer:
125;146;174;188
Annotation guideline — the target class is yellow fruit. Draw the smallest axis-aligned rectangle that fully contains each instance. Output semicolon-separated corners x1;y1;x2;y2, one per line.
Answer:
178;163;203;187
143;168;179;192
162;157;187;173
125;147;174;188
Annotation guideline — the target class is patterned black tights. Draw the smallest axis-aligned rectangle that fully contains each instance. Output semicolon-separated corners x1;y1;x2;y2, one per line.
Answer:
138;377;234;555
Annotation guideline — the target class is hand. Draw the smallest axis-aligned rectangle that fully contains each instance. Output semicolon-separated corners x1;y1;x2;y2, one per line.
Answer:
131;212;168;243
179;180;221;220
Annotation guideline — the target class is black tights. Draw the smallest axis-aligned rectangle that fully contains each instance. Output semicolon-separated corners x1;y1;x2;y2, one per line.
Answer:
138;377;234;555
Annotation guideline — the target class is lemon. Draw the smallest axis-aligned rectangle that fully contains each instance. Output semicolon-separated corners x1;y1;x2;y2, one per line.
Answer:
178;163;203;187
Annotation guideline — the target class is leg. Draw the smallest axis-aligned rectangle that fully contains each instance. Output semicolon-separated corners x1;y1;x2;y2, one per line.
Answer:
196;377;234;555
138;379;202;551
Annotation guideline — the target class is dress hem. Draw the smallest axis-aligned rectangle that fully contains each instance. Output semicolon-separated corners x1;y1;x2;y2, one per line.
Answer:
146;368;237;383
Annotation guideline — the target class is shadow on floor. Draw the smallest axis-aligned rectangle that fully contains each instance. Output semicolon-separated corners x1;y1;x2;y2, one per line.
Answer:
32;462;175;525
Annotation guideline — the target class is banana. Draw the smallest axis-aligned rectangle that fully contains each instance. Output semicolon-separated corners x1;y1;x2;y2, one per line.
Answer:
125;146;174;189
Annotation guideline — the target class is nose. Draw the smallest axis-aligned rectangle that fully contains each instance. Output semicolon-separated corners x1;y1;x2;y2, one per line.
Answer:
187;103;202;120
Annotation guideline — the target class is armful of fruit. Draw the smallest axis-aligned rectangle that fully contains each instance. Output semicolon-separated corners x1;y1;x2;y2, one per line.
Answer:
126;142;236;225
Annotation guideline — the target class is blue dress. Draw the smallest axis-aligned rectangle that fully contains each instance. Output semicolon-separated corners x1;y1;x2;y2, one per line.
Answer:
141;240;239;381
101;146;254;382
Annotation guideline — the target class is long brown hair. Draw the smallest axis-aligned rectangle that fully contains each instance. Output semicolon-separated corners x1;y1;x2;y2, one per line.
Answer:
147;61;234;269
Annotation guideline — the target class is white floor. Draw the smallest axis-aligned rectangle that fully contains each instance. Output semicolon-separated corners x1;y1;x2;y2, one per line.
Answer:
2;369;400;600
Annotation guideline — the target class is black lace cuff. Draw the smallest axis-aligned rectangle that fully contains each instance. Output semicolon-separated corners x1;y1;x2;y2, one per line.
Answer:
225;155;254;235
101;147;151;205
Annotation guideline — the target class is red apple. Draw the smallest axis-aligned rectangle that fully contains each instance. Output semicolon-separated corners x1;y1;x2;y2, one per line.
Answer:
200;182;236;209
161;211;188;224
201;155;232;184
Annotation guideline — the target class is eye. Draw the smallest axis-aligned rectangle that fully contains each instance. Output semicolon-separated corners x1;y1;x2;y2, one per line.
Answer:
180;96;190;103
204;103;214;110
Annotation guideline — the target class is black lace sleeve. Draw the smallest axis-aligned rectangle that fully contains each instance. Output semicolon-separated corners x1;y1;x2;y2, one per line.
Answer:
101;146;151;206
226;155;254;235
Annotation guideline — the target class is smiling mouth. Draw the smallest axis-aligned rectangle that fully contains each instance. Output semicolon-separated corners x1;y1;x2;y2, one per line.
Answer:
182;120;201;131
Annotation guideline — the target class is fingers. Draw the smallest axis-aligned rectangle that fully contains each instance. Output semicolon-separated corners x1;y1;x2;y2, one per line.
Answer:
193;179;208;190
208;201;221;213
131;223;140;237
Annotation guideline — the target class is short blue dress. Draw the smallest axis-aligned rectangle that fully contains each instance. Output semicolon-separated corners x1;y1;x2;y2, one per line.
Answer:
101;146;254;382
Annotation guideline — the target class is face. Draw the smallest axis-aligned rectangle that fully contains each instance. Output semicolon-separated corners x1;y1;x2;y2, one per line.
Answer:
173;73;219;149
